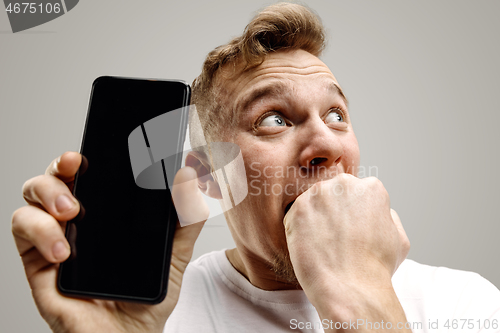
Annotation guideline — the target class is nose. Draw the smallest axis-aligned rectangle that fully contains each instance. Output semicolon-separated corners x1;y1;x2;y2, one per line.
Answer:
298;118;343;173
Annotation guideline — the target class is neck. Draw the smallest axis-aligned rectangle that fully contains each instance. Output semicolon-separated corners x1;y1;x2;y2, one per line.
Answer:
225;247;302;291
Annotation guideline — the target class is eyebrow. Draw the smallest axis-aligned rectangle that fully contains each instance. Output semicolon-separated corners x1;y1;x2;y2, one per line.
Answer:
236;80;349;116
236;82;289;115
328;82;349;107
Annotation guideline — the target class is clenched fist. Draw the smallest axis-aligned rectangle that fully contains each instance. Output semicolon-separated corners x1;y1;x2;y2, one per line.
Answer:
284;174;410;331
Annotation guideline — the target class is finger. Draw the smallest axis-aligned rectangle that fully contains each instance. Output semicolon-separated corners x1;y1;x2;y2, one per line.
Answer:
390;209;411;265
45;151;82;183
171;166;210;227
12;205;70;263
22;174;80;222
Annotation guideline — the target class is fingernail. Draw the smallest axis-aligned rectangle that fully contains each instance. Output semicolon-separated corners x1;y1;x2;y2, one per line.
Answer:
55;195;75;213
52;241;69;261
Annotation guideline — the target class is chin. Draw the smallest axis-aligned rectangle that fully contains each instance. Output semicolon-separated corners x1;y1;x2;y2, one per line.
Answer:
270;245;300;286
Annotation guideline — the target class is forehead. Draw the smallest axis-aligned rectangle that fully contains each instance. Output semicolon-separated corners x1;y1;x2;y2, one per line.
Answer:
218;49;345;114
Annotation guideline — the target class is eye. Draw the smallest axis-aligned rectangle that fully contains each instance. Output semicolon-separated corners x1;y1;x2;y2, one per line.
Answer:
259;114;287;127
325;109;344;123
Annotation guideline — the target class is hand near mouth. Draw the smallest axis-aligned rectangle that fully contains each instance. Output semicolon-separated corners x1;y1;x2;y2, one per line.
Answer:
283;173;411;332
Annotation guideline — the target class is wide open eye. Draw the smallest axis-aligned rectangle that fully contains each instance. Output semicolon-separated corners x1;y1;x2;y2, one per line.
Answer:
325;109;344;123
259;114;287;127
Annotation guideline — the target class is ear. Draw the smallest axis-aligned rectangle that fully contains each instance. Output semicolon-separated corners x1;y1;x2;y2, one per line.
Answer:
184;151;223;200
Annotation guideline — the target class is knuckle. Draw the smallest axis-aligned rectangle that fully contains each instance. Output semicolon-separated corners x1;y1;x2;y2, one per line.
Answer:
401;231;411;251
310;180;325;193
31;177;50;201
329;173;353;193
381;187;390;204
391;209;400;223
11;207;26;234
37;174;54;188
404;237;411;252
21;176;38;199
367;176;388;197
366;176;382;187
12;206;61;242
293;192;307;207
21;179;30;194
23;175;50;200
336;172;351;183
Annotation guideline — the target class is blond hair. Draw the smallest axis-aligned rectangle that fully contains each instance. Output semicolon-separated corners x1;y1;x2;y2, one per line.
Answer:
190;2;326;149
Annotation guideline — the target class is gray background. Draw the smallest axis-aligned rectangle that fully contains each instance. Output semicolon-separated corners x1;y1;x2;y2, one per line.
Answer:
1;0;499;331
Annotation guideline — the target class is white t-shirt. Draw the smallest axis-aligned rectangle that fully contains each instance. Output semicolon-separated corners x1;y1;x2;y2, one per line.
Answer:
164;250;500;332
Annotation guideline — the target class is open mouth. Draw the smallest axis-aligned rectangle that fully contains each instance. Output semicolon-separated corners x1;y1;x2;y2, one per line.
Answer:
284;200;295;216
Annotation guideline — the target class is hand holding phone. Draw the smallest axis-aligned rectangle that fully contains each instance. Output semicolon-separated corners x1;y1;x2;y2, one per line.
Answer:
11;78;209;332
13;153;208;332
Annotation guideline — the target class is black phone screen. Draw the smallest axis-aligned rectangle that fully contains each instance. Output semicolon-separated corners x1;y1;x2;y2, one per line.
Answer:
58;76;190;303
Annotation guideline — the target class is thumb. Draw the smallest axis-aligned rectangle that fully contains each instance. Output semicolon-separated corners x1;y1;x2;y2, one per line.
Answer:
172;166;210;227
170;166;209;264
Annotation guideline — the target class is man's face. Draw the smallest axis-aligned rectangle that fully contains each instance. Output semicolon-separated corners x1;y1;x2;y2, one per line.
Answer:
219;49;360;284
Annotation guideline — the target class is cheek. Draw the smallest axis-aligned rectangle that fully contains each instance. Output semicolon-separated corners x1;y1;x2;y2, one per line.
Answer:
244;153;286;189
240;139;288;180
342;134;360;176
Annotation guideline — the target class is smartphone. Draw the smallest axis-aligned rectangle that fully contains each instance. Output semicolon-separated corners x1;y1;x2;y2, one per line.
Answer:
58;76;190;304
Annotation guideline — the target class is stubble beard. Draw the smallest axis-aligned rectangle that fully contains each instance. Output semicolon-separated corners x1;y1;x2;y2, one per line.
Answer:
270;247;300;287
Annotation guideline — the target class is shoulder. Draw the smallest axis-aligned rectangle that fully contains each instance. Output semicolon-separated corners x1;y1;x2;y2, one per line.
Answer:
394;259;499;294
394;259;500;319
181;249;226;288
394;259;485;291
164;250;229;332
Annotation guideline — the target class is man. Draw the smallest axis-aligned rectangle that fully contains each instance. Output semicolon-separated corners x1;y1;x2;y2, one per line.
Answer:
11;3;500;332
